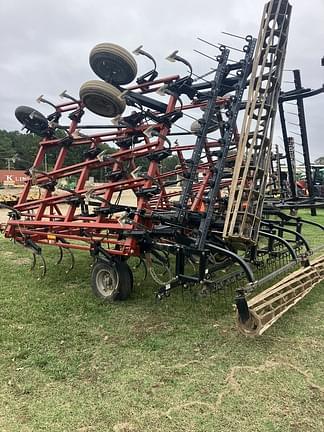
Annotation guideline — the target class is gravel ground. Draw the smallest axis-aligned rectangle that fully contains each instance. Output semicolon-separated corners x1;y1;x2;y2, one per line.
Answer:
0;208;9;224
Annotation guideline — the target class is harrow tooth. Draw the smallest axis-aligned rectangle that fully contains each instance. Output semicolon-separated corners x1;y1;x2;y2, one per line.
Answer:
56;246;64;266
30;252;47;280
38;253;47;280
64;247;75;273
56;240;75;273
30;253;37;272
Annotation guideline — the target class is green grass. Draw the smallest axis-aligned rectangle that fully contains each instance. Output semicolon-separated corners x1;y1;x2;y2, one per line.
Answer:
0;210;323;432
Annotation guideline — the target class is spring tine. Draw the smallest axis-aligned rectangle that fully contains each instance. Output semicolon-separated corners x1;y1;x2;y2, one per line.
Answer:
173;123;192;134
183;112;199;121
221;31;248;41
217;43;244;53
191;70;214;83
193;285;199;303
37;254;47;280
181;285;185;302
197;36;219;49
30;254;37;271
193;49;218;62
189;285;193;302
142;259;148;281
209;288;215;311
65;247;75;273
56;246;64;265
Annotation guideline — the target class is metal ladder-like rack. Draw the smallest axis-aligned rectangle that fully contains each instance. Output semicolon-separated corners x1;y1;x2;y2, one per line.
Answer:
176;47;230;225
223;0;292;245
195;36;256;250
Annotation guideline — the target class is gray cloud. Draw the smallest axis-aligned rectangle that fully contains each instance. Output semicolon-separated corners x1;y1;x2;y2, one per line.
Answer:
0;0;323;159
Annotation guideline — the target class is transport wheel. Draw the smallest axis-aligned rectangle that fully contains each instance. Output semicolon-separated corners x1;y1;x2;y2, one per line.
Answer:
15;106;49;136
89;43;137;85
122;260;134;292
79;80;126;117
91;259;132;301
115;261;133;299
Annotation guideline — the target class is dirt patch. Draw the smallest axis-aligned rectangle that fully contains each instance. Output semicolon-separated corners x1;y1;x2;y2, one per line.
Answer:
113;423;137;432
0;209;10;224
14;258;31;265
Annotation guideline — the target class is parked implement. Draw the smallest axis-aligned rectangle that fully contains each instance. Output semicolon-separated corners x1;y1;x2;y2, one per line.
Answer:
3;0;323;336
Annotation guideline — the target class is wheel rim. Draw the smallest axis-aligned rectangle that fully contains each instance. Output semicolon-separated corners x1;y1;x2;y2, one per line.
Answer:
79;82;126;118
82;93;122;117
91;56;133;84
95;267;118;298
15;107;48;134
23;113;46;131
89;44;137;85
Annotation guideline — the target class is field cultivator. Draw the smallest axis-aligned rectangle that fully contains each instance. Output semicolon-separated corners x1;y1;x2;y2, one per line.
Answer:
2;0;323;336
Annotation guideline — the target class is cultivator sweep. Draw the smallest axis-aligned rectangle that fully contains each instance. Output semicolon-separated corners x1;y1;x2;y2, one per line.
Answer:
2;0;324;336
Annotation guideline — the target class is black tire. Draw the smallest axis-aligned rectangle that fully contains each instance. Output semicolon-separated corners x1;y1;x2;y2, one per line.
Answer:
79;80;126;118
15;106;49;136
89;43;137;85
115;261;133;299
91;259;131;302
120;259;134;291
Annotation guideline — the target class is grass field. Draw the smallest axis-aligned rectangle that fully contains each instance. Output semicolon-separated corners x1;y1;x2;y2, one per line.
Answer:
0;211;323;432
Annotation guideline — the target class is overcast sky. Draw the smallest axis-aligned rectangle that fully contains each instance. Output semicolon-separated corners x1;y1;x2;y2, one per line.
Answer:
0;0;323;160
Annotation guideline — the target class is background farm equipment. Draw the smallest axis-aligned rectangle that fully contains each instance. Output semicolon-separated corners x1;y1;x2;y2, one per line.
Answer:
2;0;323;336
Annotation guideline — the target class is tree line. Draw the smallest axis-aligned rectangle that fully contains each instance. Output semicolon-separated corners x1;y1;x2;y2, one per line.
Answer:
0;129;178;180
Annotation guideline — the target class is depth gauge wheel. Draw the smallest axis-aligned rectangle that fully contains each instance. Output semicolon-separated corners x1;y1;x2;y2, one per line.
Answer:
79;80;126;118
91;260;132;302
15;106;49;136
89;43;137;85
